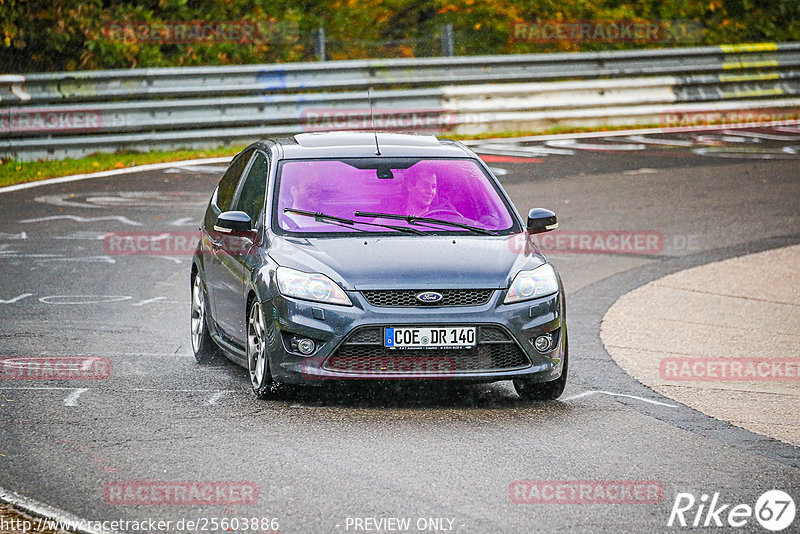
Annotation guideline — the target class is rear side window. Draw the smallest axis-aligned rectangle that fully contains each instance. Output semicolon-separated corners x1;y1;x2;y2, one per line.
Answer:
216;151;252;212
234;152;269;223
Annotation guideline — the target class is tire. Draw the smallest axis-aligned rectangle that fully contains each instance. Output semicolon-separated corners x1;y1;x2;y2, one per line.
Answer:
247;298;280;399
191;272;222;364
514;327;568;401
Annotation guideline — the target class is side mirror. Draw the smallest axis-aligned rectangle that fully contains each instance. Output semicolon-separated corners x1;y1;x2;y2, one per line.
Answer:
526;208;558;234
214;211;252;233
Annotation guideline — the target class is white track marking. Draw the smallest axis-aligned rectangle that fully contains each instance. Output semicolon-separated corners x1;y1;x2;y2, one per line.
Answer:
51;231;107;240
34;194;100;209
475;142;575;156
624;135;694;146
693;148;799;159
207;391;229;405
0;249;63;259
561;389;678;407
0;231;27;240
0;255;62;258
35;255;116;264
623;168;659;175
170;217;196;226
546;139;647;151
489;167;508;175
63;388;88;407
35;191;208;209
142;233;174;242
0;293;33;304
18;215;142;226
694;134;760;144
131;297;167;307
1;294;181;305
0;386;87;390
38;295;132;305
156;256;183;264
721;129;800;141
165;165;228;174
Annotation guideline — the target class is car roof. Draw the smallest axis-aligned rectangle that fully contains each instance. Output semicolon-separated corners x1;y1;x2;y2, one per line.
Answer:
259;132;474;160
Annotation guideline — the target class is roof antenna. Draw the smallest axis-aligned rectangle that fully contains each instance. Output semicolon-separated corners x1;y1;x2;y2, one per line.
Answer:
368;88;381;155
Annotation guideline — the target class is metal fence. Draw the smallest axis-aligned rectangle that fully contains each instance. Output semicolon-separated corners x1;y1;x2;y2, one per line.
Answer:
2;43;799;160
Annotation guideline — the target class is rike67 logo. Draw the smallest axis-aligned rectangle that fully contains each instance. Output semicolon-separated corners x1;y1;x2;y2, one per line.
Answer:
668;490;795;531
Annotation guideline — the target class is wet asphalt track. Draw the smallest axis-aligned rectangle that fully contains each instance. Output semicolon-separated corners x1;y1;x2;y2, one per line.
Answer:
0;127;799;533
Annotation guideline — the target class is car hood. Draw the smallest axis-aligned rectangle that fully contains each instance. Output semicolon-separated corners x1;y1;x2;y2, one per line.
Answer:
268;234;544;290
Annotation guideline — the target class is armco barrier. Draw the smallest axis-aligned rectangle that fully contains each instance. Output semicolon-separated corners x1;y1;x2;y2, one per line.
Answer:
1;43;799;160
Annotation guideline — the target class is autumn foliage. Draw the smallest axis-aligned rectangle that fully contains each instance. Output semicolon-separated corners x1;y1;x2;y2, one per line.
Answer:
1;0;798;72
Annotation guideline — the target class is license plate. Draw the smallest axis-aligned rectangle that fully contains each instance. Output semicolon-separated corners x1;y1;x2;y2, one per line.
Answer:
384;326;476;349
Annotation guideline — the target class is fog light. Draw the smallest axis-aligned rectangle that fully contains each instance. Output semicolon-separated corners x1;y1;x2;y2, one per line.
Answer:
296;338;316;355
533;334;553;352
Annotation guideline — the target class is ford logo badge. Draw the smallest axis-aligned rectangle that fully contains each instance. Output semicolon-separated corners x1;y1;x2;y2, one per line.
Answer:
416;291;443;303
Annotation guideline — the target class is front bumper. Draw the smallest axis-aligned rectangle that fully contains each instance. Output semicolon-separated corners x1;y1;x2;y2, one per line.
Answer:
265;288;564;385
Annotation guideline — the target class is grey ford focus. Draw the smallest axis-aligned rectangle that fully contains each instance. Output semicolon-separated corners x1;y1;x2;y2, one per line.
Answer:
191;132;567;400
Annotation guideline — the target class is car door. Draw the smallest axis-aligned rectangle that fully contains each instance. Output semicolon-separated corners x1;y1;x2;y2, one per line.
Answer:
204;149;253;337
210;150;269;344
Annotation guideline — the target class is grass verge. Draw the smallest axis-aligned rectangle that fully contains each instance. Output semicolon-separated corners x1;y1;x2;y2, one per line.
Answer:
0;145;246;188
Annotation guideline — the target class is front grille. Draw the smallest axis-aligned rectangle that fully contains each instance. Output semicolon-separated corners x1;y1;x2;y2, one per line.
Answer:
479;326;511;343
361;289;494;307
323;326;529;374
345;328;382;345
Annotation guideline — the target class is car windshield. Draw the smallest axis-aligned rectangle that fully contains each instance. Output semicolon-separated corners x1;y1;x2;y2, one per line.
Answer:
274;158;516;234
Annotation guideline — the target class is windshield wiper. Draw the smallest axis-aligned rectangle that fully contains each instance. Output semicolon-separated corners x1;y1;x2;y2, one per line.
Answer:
353;211;495;235
283;208;424;235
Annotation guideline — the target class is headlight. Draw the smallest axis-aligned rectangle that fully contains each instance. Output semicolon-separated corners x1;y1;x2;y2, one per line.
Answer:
504;264;559;304
276;266;352;306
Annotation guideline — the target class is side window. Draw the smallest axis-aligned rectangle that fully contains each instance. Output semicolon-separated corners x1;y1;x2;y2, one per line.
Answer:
216;151;252;212
234;152;269;224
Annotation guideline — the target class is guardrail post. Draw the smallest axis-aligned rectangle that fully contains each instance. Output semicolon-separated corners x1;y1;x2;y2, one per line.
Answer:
441;24;454;57
315;27;326;62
